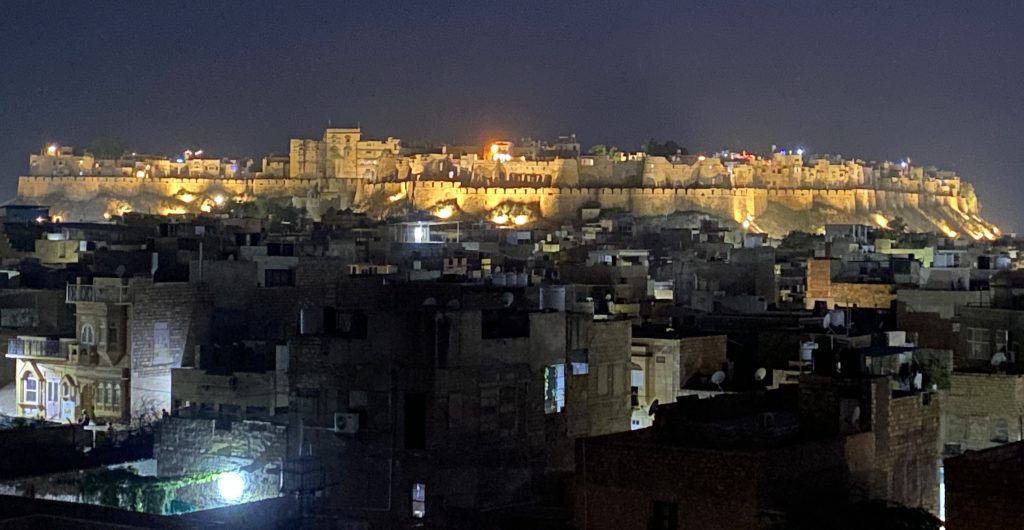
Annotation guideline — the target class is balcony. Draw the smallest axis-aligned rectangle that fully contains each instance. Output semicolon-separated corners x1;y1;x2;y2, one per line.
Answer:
66;283;131;304
6;337;75;361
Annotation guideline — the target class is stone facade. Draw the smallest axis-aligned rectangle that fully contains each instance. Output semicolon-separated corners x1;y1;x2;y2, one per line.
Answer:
284;306;634;522
805;257;895;310
17;142;998;238
154;417;287;508
943;372;1024;452
130;281;212;418
575;375;941;530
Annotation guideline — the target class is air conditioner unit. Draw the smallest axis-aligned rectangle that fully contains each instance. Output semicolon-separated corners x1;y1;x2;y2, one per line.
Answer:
334;412;360;434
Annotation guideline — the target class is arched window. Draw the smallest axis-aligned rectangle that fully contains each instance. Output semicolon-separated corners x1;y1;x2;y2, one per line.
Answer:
81;324;95;345
61;376;77;401
22;373;38;404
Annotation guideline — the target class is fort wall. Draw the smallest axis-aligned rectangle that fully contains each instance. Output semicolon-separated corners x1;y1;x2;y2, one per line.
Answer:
18;174;994;237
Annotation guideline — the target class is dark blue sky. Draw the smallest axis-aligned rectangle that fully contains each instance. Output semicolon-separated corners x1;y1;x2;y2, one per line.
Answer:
2;1;1022;230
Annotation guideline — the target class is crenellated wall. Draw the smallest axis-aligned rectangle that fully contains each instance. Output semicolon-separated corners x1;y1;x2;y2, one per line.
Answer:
17;175;320;200
18;174;996;238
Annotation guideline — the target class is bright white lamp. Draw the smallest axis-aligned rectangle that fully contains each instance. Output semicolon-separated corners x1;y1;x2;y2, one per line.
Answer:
217;471;245;502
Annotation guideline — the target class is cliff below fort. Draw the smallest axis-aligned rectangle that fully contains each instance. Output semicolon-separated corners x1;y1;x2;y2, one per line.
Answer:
17;174;998;239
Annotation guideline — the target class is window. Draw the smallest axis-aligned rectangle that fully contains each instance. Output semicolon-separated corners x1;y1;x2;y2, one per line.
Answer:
993;418;1010;444
651;501;679;530
966;327;990;360
404;393;427;450
943;442;963;456
46;379;59;404
349;390;368;410
23;373;38;404
112;383;121;407
570;349;589;375
61;380;75;400
98;382;108;407
479;387;499;433
995;329;1009;354
544;364;565;414
109;321;118;349
411;483;426;519
81;323;96;345
264;268;295;287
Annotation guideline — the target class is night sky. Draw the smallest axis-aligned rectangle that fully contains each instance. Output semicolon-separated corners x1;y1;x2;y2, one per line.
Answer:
2;1;1022;230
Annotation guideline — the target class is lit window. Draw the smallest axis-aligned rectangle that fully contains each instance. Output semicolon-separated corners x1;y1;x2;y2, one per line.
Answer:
81;324;95;345
23;373;38;404
411;483;426;519
544;364;566;414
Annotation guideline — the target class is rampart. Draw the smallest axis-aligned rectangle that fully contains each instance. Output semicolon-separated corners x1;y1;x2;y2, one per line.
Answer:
17;174;996;238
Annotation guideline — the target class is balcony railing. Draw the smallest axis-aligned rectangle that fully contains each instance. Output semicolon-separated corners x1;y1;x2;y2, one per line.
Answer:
66;283;131;304
6;337;74;360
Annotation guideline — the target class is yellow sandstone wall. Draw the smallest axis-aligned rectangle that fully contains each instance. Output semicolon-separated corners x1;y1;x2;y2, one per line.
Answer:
18;174;994;238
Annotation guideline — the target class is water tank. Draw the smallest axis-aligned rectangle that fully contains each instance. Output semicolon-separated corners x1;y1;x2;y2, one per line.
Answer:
493;274;507;287
540;285;567;312
573;299;596;314
799;341;818;362
995;256;1012;270
516;272;528;287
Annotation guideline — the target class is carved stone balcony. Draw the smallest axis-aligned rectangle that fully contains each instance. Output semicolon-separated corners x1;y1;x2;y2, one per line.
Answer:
6;336;76;361
66;283;131;304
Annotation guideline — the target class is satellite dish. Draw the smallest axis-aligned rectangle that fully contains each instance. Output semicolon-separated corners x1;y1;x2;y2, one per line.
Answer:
711;371;726;391
115;265;126;278
422;297;437;307
849;406;861;430
648;399;659;417
501;292;514;308
754;367;767;382
604;293;613;301
912;372;923;390
446;299;461;310
991;352;1008;366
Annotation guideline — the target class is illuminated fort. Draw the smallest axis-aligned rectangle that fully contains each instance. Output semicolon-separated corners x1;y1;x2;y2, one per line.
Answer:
16;128;1000;239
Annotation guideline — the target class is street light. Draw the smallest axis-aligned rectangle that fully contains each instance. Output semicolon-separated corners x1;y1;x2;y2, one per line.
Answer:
218;471;245;502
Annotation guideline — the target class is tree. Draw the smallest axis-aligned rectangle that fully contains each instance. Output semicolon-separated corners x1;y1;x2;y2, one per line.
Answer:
87;137;129;159
889;216;908;234
587;144;620;157
643;138;688;158
780;231;819;249
875;215;909;240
